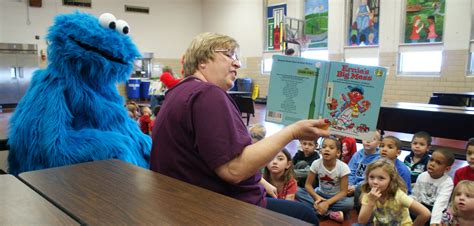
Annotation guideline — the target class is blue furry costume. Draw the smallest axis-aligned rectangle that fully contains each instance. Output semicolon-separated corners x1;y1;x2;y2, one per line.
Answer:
8;12;151;175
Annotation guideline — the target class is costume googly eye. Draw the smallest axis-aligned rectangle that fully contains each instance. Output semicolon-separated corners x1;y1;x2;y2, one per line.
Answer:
99;13;117;29
116;20;130;35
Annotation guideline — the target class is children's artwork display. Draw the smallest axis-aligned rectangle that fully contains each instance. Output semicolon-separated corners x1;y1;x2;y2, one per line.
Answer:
267;4;287;51
404;0;444;43
304;0;328;48
266;55;387;140
348;0;380;46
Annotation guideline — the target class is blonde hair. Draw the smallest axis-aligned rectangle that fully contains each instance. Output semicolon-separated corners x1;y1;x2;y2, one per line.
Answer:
183;32;239;76
361;158;407;199
249;124;266;142
450;180;474;215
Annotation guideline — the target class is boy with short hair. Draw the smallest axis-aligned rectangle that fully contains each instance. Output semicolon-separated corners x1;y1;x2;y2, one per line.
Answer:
293;139;320;187
379;135;412;194
453;138;474;186
412;148;455;225
404;131;432;183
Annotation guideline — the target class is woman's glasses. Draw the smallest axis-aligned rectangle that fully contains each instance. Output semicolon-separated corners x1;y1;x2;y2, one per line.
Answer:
214;49;240;64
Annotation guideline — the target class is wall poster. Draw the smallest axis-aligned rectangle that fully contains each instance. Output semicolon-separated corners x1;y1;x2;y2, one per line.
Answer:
267;4;287;51
304;0;328;48
404;0;445;43
348;0;380;46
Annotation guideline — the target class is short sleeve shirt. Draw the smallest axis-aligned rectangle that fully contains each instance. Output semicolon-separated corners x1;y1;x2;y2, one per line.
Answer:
150;77;265;206
310;159;350;196
362;189;414;225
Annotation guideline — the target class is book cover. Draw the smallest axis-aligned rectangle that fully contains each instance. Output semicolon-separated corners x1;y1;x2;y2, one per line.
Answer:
321;61;387;140
266;55;325;125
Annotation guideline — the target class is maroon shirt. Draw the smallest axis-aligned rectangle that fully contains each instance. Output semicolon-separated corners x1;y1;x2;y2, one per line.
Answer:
150;77;265;206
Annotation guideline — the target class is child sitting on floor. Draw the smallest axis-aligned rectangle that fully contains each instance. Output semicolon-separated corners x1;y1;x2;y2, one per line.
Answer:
139;106;152;135
249;124;266;144
441;180;474;226
412;148;455;225
358;159;430;225
404;131;432;184
453;138;474;186
337;135;357;164
296;136;353;223
292;139;320;187
263;149;298;200
348;130;381;211
379;135;412;194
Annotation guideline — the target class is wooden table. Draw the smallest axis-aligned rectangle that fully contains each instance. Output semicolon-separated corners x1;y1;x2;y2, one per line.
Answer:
19;159;310;225
0;175;78;225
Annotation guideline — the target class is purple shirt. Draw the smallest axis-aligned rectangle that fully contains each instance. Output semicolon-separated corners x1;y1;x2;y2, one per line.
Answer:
150;77;265;206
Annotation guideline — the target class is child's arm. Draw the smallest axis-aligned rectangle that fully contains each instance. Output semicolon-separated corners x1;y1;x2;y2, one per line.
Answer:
317;175;349;214
410;199;431;226
358;187;381;224
259;178;277;198
304;171;322;202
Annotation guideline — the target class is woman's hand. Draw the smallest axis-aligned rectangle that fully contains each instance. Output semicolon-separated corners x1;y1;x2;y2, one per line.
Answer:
288;119;330;141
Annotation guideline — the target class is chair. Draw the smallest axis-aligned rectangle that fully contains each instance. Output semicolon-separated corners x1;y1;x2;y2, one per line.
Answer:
233;96;255;126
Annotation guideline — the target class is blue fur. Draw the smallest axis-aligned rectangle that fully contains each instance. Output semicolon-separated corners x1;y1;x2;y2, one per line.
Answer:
7;11;151;175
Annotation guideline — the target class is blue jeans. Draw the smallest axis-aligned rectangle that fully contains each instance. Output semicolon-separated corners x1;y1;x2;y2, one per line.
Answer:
265;198;319;225
296;187;354;214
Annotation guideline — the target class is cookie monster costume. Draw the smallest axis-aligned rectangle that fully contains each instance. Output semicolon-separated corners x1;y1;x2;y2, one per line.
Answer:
7;12;151;175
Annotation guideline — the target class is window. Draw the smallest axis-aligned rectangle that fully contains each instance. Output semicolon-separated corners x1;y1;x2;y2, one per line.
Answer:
301;49;329;61
468;41;474;75
345;57;379;66
398;44;443;75
399;51;442;74
262;58;274;74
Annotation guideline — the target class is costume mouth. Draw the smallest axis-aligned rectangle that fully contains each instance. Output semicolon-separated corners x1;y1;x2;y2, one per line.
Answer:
69;36;126;64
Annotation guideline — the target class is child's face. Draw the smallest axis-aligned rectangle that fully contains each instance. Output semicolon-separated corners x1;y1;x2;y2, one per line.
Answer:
267;152;290;175
362;132;381;152
427;152;451;179
368;167;390;193
300;140;317;157
320;139;340;161
467;145;474;170
411;137;430;157
380;138;400;160
454;186;474;213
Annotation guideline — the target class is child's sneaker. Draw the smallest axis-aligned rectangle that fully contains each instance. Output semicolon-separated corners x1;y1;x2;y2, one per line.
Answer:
328;210;344;223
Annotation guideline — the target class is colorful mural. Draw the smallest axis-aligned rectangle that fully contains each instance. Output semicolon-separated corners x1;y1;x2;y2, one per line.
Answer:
267;4;287;51
305;0;328;48
404;0;445;43
348;0;381;46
